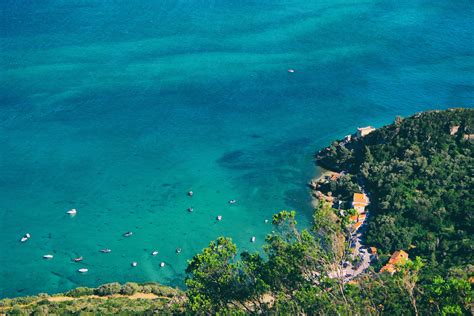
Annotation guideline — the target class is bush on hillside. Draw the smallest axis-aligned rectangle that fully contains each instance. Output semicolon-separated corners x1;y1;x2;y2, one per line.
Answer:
94;282;122;296
120;282;140;295
65;287;94;297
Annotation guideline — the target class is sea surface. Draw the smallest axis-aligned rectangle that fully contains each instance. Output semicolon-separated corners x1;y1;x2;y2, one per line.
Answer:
0;0;472;298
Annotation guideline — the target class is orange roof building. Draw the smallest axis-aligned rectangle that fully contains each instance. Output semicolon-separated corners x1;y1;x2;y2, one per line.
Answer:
369;247;377;254
380;250;409;274
388;250;409;265
380;264;396;274
353;193;368;205
352;222;363;231
352;193;369;214
349;214;358;223
349;213;366;224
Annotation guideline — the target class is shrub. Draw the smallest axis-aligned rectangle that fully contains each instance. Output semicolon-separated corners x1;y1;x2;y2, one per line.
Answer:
65;286;94;297
120;282;140;295
33;304;49;315
94;282;122;296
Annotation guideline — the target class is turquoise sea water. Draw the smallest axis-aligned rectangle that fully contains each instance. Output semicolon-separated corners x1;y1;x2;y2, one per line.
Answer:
0;0;472;298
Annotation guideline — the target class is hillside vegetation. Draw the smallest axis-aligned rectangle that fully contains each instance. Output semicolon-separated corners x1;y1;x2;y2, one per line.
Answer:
0;282;184;315
316;108;473;273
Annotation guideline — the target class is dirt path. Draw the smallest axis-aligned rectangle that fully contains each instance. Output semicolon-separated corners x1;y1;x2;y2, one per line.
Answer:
47;292;161;302
0;292;166;313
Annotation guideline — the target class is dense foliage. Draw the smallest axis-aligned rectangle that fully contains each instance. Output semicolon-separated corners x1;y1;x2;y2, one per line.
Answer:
182;205;472;314
316;108;473;273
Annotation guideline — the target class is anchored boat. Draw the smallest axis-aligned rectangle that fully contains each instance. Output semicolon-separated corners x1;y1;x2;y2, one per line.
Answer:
66;208;77;215
20;233;31;242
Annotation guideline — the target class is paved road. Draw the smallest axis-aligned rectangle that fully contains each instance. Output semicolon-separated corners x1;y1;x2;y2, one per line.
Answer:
342;231;372;281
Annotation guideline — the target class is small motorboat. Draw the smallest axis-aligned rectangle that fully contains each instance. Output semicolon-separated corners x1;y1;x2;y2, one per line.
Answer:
78;268;88;273
123;231;133;237
216;215;222;221
100;249;112;253
20;233;31;243
131;262;138;267
187;191;193;197
66;208;77;215
160;262;165;267
228;200;237;204
43;254;54;259
288;69;295;73
264;219;269;223
176;248;182;254
74;256;83;262
251;236;256;243
152;251;159;256
187;207;194;212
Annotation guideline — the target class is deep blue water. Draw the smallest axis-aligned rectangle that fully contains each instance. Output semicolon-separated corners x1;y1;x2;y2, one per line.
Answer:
0;0;472;298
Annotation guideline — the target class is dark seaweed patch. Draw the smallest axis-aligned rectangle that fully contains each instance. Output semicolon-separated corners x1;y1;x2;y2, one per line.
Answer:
216;150;258;170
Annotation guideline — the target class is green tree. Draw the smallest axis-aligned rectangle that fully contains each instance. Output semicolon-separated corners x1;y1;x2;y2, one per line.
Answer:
424;275;472;315
185;237;250;313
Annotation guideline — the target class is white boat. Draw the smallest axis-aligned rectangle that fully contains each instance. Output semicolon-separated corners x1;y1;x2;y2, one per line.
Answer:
160;262;165;267
20;233;30;242
131;261;138;267
100;249;111;253
152;251;159;256
123;231;133;237
251;236;256;243
74;256;83;262
78;268;88;273
176;248;182;254
228;200;237;204
187;207;194;212
264;219;269;223
216;215;222;221
43;254;54;259
66;208;77;215
288;69;295;73
188;191;193;197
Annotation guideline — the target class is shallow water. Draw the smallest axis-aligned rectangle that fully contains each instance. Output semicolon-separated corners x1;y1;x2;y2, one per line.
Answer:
0;0;472;297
